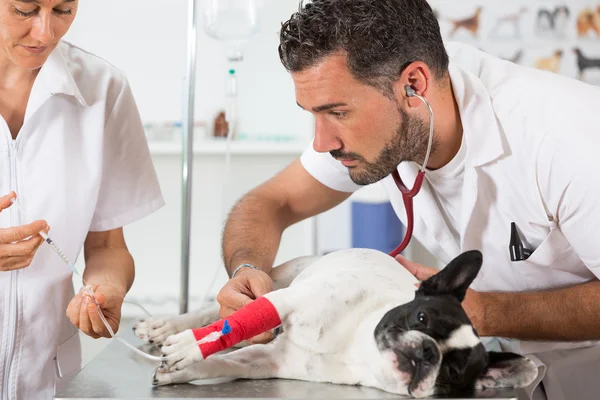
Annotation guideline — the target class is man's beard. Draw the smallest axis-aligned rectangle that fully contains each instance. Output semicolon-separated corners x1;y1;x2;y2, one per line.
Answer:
330;109;436;186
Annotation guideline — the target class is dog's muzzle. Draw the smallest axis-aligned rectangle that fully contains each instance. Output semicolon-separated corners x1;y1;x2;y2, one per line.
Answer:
378;330;442;398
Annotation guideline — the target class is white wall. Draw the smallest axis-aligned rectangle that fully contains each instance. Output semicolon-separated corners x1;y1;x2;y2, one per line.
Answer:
64;0;313;139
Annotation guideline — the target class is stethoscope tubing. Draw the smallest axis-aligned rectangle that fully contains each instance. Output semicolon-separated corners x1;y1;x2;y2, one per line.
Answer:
388;87;434;258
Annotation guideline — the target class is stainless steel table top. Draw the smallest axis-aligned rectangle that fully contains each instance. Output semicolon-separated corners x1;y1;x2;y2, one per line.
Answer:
55;320;518;400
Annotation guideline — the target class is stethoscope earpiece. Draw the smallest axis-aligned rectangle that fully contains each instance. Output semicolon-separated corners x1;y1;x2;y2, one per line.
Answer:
405;85;416;97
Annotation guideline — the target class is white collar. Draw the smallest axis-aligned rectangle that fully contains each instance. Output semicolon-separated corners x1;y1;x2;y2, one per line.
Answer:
447;61;506;168
33;41;88;107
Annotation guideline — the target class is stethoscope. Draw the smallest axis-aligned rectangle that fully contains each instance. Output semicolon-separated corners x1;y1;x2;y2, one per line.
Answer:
386;87;534;262
388;85;435;258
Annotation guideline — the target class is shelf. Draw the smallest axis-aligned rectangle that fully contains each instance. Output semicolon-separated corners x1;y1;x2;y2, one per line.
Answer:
148;138;310;156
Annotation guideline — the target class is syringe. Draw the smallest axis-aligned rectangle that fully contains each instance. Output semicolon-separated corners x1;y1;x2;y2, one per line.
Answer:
38;230;80;276
8;199;112;326
10;199;81;277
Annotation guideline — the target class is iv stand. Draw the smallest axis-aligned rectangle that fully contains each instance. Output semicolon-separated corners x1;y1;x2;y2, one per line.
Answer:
180;0;198;315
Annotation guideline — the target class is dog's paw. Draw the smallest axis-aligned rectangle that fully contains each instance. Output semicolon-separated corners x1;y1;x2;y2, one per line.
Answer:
160;330;203;372
152;365;196;386
133;317;180;346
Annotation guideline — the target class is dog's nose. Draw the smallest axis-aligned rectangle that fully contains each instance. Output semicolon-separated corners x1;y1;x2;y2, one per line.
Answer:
418;340;439;365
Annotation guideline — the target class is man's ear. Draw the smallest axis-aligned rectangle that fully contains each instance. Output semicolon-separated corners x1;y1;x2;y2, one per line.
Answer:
475;352;539;390
417;250;482;301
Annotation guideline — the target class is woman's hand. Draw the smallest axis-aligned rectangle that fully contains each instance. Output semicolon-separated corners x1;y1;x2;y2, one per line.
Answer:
66;282;126;339
0;192;48;271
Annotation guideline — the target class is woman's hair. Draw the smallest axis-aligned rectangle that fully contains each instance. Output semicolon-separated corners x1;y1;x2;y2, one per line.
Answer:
278;0;449;96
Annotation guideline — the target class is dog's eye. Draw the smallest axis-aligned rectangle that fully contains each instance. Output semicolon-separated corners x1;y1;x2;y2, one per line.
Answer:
417;311;428;325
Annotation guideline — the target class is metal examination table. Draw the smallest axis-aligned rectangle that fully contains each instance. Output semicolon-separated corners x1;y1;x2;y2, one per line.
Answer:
55;321;518;400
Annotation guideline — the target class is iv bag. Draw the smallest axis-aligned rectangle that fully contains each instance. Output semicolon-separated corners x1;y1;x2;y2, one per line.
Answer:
202;0;260;41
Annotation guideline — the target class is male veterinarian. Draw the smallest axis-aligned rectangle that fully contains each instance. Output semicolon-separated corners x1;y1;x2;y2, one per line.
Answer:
217;1;600;399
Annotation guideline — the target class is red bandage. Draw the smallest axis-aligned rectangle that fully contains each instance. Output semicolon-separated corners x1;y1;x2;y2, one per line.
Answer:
192;296;281;359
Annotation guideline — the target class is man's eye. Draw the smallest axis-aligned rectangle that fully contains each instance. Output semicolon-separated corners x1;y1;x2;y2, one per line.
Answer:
329;111;347;118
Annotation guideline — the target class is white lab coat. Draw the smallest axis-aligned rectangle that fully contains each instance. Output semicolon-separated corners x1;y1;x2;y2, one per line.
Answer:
301;41;600;396
0;41;164;400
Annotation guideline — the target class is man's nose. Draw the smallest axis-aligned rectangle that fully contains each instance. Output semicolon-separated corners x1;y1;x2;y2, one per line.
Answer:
30;14;55;43
313;117;341;153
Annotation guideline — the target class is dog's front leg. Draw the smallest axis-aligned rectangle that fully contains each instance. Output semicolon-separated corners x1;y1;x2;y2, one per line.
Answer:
153;342;281;386
135;255;316;346
134;302;220;345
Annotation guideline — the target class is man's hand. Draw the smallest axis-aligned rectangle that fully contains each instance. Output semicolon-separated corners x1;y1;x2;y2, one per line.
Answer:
395;254;487;335
217;268;274;344
66;282;125;339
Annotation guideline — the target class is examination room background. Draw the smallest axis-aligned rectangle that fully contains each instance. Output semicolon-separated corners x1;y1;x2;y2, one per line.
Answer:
62;0;600;365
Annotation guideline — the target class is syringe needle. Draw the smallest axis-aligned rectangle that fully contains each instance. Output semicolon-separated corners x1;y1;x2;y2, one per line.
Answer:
9;198;80;276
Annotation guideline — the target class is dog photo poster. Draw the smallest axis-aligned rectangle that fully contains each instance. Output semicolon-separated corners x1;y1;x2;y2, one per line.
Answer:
429;0;600;85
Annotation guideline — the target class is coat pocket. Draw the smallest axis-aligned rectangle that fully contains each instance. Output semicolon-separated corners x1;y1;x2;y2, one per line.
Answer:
523;227;572;271
54;331;82;391
517;226;589;290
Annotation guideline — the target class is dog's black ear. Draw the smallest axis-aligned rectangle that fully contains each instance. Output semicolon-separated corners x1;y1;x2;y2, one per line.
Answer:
417;250;482;302
474;352;539;390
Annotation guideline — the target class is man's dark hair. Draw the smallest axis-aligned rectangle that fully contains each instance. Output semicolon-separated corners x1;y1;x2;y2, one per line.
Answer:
278;0;449;97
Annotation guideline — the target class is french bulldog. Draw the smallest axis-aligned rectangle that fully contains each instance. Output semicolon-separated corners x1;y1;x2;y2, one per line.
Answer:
134;248;538;398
